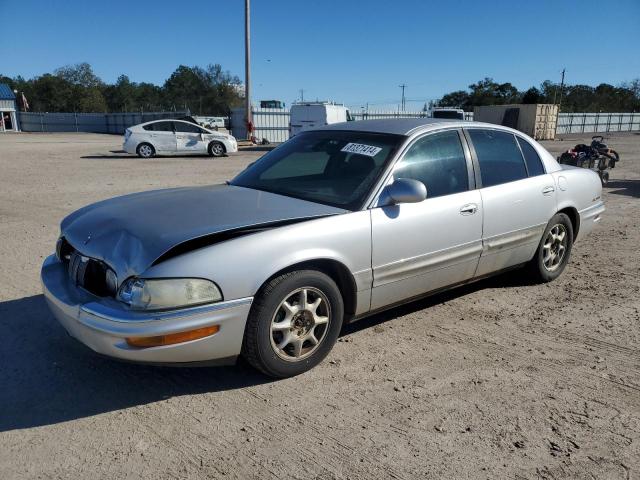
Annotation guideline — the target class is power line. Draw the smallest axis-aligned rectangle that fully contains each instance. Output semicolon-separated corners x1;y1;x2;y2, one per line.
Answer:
244;0;252;140
399;84;407;111
558;68;566;112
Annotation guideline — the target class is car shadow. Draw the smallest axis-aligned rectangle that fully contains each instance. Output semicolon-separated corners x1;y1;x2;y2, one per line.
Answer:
0;294;272;432
81;154;136;159
80;154;230;160
343;268;531;335
0;269;529;432
604;179;640;198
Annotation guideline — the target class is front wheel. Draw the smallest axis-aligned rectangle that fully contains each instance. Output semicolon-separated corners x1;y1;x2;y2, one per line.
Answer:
527;213;574;282
208;141;225;157
242;270;344;378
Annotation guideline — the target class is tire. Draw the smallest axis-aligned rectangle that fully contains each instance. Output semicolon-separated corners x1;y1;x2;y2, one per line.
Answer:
600;171;609;186
208;141;225;157
242;270;344;378
136;143;155;158
527;213;574;283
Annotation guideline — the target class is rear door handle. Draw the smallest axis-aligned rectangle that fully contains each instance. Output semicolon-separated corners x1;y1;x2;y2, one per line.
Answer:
460;203;478;215
542;186;555;195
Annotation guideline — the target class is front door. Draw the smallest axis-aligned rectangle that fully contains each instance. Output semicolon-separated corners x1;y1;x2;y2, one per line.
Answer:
370;129;483;310
175;121;208;153
465;128;557;276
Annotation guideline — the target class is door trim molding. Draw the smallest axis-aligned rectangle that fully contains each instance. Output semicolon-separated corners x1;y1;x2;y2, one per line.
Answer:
373;239;483;287
482;223;546;254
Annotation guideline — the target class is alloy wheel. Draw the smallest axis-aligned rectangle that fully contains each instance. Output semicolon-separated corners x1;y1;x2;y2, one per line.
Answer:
542;224;568;272
139;145;153;157
270;287;331;361
211;143;224;156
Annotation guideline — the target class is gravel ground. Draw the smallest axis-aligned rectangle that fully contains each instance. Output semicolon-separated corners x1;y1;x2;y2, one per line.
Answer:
1;131;638;479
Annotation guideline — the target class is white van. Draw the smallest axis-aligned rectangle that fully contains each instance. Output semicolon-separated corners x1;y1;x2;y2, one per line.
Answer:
289;102;353;137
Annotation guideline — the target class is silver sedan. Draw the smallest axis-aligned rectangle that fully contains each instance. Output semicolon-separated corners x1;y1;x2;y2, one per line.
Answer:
42;119;604;377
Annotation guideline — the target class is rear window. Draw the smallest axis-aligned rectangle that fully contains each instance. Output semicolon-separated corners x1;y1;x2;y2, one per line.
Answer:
516;137;545;176
143;121;174;132
468;129;528;188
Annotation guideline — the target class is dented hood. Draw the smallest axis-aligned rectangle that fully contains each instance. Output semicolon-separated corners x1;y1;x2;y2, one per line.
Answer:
61;184;346;279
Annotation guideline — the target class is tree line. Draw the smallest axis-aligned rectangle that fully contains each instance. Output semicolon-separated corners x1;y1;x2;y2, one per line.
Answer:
434;77;640;112
0;63;244;115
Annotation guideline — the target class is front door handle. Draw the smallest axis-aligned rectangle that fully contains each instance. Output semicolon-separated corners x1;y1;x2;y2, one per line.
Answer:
542;186;555;195
459;203;478;215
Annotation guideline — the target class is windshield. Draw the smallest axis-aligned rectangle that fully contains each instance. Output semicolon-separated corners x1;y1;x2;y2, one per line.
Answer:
231;130;404;210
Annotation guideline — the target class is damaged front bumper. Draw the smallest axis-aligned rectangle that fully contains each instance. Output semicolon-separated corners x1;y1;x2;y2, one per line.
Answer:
41;255;252;365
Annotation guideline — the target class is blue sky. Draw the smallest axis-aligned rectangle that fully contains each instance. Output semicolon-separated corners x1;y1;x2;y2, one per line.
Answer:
2;0;639;109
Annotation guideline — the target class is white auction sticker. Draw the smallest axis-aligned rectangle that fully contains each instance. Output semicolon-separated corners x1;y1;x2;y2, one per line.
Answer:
341;142;382;157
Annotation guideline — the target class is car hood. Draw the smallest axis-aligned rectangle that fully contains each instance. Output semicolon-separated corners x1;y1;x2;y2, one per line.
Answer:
61;184;347;279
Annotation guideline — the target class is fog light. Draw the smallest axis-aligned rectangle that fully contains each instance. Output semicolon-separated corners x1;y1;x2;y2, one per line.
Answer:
126;325;220;348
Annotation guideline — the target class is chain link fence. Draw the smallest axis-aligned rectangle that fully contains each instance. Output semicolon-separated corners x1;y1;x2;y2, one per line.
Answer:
18;111;190;134
556;112;640;135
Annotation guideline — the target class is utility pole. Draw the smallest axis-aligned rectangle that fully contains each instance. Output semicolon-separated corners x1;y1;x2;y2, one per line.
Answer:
558;68;566;112
399;84;407;111
244;0;252;140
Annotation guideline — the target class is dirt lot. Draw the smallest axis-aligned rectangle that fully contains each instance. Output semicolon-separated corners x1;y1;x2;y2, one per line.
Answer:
1;131;639;479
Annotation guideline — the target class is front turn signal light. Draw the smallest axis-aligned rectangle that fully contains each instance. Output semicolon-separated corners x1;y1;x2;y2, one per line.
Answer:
126;325;220;348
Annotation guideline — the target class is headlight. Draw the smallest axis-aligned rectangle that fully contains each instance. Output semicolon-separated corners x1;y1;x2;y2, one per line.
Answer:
117;278;222;311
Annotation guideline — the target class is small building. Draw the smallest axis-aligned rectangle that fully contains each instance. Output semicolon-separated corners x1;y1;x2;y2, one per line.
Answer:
473;104;558;140
0;83;19;132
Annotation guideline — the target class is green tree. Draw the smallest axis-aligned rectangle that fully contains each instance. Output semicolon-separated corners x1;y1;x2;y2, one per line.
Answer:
522;87;542;104
439;90;470;109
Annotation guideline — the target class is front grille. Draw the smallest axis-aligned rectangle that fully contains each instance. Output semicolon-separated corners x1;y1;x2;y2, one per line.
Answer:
58;238;115;297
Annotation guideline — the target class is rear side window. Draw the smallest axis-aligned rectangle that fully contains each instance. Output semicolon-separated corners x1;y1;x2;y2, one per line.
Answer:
394;130;468;198
468;129;527;187
516;137;545;176
143;121;174;132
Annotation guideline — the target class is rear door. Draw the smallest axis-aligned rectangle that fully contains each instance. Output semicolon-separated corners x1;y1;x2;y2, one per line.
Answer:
370;129;483;310
465;128;557;276
144;121;176;153
175;121;208;154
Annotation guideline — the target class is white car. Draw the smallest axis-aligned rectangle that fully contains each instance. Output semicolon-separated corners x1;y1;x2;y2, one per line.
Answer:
123;119;238;158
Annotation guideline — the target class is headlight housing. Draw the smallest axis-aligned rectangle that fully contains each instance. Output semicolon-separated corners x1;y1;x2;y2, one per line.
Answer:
117;278;223;311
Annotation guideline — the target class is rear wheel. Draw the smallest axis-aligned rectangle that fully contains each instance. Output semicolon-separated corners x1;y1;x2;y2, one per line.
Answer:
136;143;155;158
208;141;225;157
527;213;574;282
242;270;344;378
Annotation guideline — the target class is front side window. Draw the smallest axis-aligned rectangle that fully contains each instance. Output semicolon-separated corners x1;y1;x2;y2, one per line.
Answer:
516;137;545;176
174;122;203;133
393;130;468;198
231;131;404;210
468;129;528;187
143;121;174;132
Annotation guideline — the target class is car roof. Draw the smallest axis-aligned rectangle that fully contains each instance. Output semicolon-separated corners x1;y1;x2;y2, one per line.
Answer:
136;119;213;132
318;118;518;136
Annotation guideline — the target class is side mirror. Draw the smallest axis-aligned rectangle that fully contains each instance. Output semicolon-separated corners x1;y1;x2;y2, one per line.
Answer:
381;178;427;205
